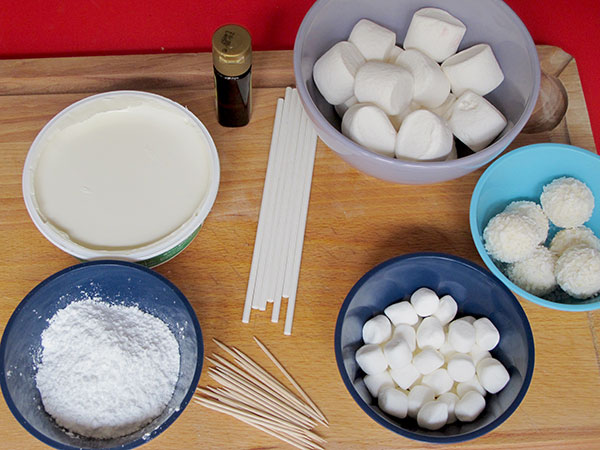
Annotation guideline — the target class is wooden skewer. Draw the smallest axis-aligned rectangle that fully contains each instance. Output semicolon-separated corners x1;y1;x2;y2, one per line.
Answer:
208;368;317;429
212;338;323;424
195;397;322;450
254;336;328;424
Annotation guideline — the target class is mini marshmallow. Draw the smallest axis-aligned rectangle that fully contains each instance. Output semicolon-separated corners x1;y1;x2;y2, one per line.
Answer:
313;41;365;105
392;324;417;352
395;110;454;161
355;344;388;375
438;392;459;424
476;357;510;394
455;390;486;422
448;319;476;353
403;8;467;62
441;43;504;96
469;344;491;365
417;401;449;430
456;375;486;397
334;95;357;118
447;90;507;152
349;19;396;61
390;363;421;390
473;317;500;351
384;336;413;369
439;336;456;360
430;93;456;121
413;348;444;375
410;287;440;317
362;314;392;345
388;102;421;130
407;385;435;418
354;62;414;115
416;316;445;349
422;368;454;396
432;294;458;326
363;370;395;398
460;315;476;324
395;49;451;108
342;103;397;157
378;387;408;419
386;45;404;63
384;301;418;326
447;353;476;382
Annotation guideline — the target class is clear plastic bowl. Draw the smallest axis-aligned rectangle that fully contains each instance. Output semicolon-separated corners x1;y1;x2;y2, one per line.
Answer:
294;0;540;184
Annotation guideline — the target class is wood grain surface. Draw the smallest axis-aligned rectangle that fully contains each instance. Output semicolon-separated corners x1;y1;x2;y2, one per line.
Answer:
0;47;598;449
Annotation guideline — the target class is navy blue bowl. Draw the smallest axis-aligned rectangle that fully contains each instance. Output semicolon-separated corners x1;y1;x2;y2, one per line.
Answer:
0;260;203;450
334;253;534;444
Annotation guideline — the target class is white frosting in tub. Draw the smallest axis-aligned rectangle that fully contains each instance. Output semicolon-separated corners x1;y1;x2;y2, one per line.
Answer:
32;95;212;249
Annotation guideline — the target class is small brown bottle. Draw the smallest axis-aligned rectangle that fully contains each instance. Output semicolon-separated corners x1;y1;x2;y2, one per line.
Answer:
212;24;252;127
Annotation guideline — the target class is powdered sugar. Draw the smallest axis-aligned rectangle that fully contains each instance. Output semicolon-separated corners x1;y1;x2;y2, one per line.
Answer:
35;299;180;439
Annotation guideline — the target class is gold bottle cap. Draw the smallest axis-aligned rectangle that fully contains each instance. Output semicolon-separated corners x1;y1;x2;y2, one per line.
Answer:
212;24;252;77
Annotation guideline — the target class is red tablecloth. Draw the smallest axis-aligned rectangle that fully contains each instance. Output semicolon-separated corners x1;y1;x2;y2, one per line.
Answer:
1;0;598;150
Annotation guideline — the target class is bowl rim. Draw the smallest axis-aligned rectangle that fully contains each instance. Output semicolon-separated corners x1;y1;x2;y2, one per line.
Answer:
334;252;535;443
293;0;541;174
21;90;221;263
470;143;600;312
0;260;204;450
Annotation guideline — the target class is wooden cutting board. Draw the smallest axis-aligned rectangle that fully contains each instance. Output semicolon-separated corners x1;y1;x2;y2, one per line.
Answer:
0;46;598;449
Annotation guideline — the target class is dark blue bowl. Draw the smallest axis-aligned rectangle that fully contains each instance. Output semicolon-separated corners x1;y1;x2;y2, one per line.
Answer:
334;253;534;444
0;260;203;450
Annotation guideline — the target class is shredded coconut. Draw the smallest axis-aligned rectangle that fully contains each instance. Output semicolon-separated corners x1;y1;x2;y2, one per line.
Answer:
555;246;600;299
504;200;548;244
540;176;594;228
483;211;539;263
550;225;600;257
506;246;557;296
35;299;180;439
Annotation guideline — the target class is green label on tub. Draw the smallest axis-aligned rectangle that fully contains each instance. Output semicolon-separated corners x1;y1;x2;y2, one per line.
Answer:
138;226;202;268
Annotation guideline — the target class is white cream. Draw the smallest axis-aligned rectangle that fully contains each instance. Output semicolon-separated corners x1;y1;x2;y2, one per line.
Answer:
32;94;213;250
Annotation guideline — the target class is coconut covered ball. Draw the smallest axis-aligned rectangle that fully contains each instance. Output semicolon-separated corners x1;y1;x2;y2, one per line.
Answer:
550;226;600;257
506;246;557;296
540;177;594;228
555;246;600;299
483;212;539;263
504;200;549;244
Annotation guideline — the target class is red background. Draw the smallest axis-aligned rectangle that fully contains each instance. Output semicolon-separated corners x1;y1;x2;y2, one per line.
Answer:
1;0;598;150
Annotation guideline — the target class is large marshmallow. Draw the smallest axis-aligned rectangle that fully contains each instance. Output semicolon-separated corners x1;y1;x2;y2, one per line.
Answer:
447;353;476;382
456;375;486;397
354;61;414;115
388;102;421;130
384;301;418;326
430;93;456;121
393;324;417;352
413;348;444;375
422;368;454;396
455;390;486;422
438;392;459;424
313;41;365;105
364;370;395;398
416;316;445;349
407;385;435;418
432;294;458;326
395;49;451;108
342;103;397;157
386;45;405;63
441;43;504;96
355;344;388;375
349;19;396;61
390;363;421;390
476;357;510;394
395;110;454;161
473;317;500;351
384;336;413;369
417;401;449;430
403;8;467;62
362;314;392;344
448;90;507;151
334;95;357;118
378;387;408;419
410;287;440;317
448;319;476;353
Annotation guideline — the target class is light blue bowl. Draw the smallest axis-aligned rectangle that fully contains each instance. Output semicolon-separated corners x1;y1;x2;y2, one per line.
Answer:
470;143;600;311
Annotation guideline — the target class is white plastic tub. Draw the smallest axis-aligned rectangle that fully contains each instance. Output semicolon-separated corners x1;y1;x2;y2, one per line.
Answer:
23;91;220;267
